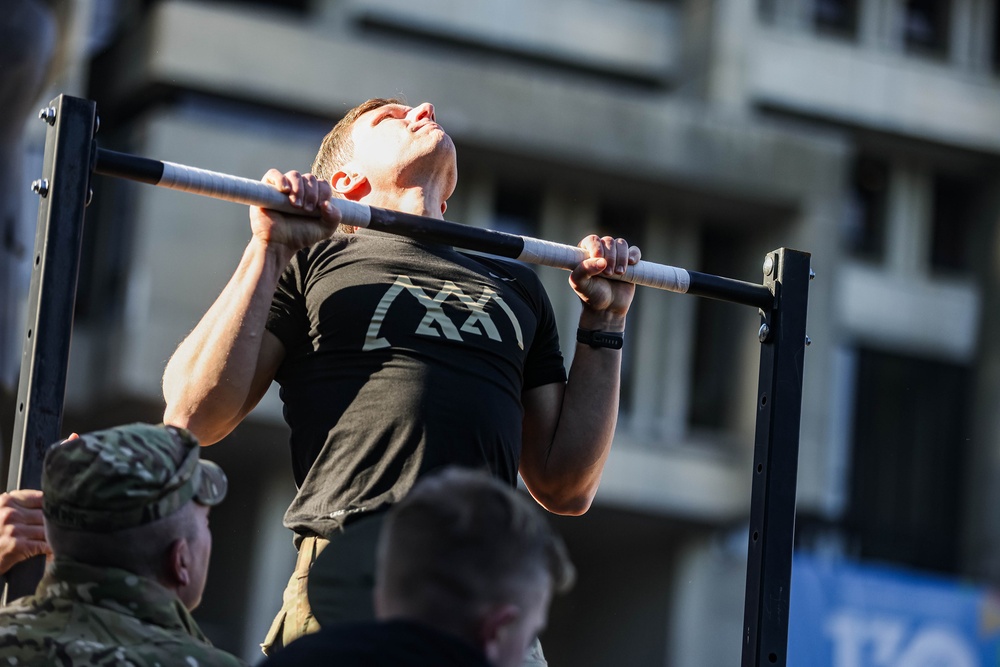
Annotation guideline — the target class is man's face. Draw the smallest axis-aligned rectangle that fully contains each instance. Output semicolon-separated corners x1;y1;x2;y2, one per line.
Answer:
178;503;213;610
349;102;457;197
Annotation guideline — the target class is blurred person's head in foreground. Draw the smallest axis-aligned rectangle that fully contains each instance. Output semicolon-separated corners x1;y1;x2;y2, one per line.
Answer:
375;466;575;667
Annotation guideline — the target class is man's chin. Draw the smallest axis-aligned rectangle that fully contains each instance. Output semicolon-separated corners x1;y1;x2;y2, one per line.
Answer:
428;137;457;169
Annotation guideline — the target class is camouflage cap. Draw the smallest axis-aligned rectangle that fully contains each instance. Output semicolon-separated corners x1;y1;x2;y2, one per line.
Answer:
42;423;228;532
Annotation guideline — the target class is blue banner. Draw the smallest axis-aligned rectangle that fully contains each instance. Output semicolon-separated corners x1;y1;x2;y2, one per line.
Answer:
788;553;1000;666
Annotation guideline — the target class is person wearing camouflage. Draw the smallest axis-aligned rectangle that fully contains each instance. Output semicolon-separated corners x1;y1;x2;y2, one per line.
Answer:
0;423;245;666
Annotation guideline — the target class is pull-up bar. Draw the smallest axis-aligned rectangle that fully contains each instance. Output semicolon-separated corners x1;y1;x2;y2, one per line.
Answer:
5;95;810;667
93;148;776;310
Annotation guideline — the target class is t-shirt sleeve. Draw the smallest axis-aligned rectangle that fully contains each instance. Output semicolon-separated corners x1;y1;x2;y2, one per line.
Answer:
266;251;309;352
522;273;567;391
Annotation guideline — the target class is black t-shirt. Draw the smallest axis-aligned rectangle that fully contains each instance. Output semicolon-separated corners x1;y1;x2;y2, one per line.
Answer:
257;620;491;667
267;229;566;538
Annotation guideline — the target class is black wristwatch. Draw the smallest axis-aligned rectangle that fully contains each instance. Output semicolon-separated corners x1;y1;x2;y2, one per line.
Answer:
577;327;624;350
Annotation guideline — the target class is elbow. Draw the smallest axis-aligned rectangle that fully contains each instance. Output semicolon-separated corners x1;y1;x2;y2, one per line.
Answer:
520;463;603;515
529;484;597;516
544;495;595;517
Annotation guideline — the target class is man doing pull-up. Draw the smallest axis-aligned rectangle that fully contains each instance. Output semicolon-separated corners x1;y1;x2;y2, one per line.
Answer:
161;98;640;663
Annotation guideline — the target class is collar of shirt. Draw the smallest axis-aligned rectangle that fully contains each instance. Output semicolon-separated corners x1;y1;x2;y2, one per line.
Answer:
36;558;207;640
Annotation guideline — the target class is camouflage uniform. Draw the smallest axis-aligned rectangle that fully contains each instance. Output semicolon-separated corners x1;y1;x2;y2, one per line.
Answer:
0;423;244;666
0;559;244;666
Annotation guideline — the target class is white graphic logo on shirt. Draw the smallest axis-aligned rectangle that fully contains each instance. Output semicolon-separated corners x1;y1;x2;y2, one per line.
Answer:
363;275;524;351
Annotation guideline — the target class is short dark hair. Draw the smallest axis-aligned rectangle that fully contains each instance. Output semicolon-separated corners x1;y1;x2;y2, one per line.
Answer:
376;467;575;632
46;501;201;579
311;97;404;182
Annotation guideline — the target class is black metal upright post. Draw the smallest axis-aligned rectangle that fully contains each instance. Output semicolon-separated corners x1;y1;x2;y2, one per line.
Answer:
2;95;96;603
740;248;811;667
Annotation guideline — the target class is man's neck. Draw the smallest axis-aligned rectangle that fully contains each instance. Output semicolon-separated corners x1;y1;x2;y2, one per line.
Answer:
365;185;446;220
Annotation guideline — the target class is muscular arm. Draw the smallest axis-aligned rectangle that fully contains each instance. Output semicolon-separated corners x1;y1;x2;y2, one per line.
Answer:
162;242;290;444
162;170;340;445
519;235;639;515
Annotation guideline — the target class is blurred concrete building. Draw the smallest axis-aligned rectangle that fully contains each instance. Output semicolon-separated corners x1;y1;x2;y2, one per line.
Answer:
9;0;1000;664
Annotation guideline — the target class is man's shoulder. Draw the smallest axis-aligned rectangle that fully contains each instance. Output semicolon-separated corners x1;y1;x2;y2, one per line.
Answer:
459;253;547;292
0;590;245;667
296;234;354;262
0;590;67;631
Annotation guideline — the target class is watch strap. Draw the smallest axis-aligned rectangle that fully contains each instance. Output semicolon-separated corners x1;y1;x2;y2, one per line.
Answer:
577;328;624;350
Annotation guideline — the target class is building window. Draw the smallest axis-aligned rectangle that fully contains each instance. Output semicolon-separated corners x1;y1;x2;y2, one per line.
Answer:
688;226;754;432
903;0;951;58
929;173;977;274
843;156;889;262
814;0;859;38
847;348;970;574
493;181;542;238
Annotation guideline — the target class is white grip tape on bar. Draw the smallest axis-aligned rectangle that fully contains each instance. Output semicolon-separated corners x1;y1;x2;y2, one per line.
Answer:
159;161;372;229
518;237;690;293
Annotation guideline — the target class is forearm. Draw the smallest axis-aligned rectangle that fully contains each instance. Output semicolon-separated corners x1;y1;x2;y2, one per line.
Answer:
162;238;292;443
523;309;626;514
521;234;639;512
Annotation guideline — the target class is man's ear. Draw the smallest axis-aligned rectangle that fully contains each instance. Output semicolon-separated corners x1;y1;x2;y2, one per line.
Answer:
167;538;191;588
441;200;448;215
479;603;519;662
332;168;370;201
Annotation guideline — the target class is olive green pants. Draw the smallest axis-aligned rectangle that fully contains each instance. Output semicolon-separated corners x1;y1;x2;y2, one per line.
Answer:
260;535;329;655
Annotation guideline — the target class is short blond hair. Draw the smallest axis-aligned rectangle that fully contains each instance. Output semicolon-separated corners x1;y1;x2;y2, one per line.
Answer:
311;97;403;181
